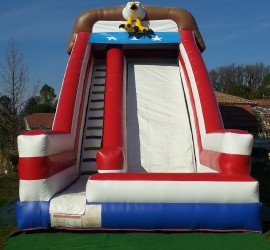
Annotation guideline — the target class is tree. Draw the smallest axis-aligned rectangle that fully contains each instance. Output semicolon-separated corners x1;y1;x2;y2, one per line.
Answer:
209;64;246;93
0;96;12;151
253;74;270;99
22;84;57;115
37;84;57;107
1;38;28;149
209;63;270;99
226;84;251;99
243;63;269;92
22;96;38;114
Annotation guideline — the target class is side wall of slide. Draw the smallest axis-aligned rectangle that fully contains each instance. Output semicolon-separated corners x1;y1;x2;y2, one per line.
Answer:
179;30;253;174
17;33;93;230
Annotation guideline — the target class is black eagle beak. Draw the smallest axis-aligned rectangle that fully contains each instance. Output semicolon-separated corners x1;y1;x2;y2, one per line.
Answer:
130;3;138;11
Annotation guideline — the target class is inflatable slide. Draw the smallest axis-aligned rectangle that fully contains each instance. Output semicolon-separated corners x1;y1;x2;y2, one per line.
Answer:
17;3;261;232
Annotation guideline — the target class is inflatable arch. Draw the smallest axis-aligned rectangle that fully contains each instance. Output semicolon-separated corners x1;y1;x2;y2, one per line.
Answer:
17;3;261;232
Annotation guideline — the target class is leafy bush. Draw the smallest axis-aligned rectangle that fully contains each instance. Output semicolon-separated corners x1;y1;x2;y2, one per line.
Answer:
0;152;16;176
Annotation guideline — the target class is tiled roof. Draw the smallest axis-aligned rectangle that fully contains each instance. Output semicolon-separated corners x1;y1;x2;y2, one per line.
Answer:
215;92;258;131
215;91;257;105
24;113;55;130
251;99;270;106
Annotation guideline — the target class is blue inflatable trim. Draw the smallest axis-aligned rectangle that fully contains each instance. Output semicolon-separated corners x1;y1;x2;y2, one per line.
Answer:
90;32;180;44
87;202;262;232
16;201;50;230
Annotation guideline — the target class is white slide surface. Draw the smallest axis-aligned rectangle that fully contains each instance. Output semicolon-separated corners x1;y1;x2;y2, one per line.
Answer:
126;59;195;173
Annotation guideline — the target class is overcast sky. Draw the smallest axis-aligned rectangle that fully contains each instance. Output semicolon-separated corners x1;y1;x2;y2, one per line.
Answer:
0;0;269;94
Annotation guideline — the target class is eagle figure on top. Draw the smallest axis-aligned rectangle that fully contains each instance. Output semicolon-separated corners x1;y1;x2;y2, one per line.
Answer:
119;2;150;33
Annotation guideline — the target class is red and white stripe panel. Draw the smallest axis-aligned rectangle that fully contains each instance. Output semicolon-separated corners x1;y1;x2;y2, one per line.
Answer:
203;130;253;155
86;173;259;204
20;166;78;201
18;32;92;201
178;30;253;174
18;132;73;157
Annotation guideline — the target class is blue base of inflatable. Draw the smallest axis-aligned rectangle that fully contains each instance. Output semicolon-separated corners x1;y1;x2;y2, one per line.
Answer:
16;200;262;231
16;201;50;230
89;202;262;232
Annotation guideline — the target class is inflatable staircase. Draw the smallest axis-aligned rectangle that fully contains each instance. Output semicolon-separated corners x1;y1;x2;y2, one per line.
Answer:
80;65;106;174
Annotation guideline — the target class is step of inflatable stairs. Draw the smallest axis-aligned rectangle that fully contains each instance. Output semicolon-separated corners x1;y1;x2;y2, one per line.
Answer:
80;65;106;174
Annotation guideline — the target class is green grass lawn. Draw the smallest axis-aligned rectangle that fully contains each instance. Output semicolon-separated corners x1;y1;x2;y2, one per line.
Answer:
1;163;270;249
3;230;270;250
0;174;18;249
0;175;18;208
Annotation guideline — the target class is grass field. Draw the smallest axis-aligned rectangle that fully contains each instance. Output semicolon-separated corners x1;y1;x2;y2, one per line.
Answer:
0;163;270;249
0;175;18;208
0;174;18;249
3;230;270;250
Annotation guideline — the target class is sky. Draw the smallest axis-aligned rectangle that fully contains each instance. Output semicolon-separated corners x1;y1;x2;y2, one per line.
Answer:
0;0;269;95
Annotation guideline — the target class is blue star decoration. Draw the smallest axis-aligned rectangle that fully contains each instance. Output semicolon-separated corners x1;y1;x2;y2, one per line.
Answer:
151;35;162;41
106;36;117;41
90;31;180;44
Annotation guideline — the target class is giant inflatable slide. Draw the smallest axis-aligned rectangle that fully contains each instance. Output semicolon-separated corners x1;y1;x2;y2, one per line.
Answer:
17;3;261;231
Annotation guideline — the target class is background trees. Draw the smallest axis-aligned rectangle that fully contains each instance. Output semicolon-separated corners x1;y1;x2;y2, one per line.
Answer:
209;63;270;99
209;63;270;139
0;38;28;173
0;39;28;150
0;39;57;174
22;84;57;115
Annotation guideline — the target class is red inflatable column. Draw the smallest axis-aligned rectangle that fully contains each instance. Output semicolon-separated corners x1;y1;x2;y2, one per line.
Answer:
96;46;126;172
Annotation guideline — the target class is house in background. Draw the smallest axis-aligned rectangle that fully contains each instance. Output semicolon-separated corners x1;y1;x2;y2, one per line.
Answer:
24;93;261;134
215;91;259;134
249;99;270;161
24;113;55;130
24;94;270;163
215;93;270;161
252;99;270;138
